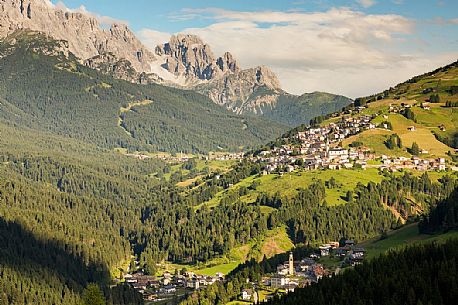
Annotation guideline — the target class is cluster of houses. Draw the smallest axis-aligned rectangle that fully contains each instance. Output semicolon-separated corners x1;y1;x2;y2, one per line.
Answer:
261;253;327;294
207;152;245;161
253;241;367;302
318;240;366;266
125;244;366;303
124;270;224;302
248;109;453;174
380;155;446;171
252;115;380;173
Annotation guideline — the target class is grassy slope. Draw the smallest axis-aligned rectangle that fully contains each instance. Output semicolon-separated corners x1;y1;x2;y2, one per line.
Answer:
343;129;409;157
332;62;458;158
342;106;453;158
412;104;458;144
395;62;458;103
359;223;458;260
156;226;294;276
197;168;385;209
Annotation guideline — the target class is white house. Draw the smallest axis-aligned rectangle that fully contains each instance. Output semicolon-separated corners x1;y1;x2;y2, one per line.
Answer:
271;277;289;288
328;148;348;160
241;289;252;301
319;244;332;256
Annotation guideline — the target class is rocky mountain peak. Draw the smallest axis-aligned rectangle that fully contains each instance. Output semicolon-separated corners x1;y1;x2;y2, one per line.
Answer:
156;34;246;83
0;0;155;72
156;33;220;81
216;52;239;73
253;66;282;90
154;34;282;111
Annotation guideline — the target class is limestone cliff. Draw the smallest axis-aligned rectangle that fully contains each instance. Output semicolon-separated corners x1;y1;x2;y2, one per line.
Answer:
0;0;155;72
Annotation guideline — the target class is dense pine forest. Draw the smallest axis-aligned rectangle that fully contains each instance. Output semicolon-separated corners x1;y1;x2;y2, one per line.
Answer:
3;111;457;304
419;186;458;234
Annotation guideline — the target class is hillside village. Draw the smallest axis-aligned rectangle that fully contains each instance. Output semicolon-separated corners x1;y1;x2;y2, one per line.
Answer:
250;108;449;174
123;269;225;302
124;239;367;303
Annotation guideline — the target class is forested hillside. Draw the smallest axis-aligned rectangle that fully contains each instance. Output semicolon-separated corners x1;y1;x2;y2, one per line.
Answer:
2;114;457;305
419;185;458;234
174;170;458;305
257;188;458;305
0;30;287;154
0;122;164;304
0;123;279;304
258;90;352;127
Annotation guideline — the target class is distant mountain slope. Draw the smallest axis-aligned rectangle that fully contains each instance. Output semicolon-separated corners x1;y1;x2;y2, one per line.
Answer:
261;91;353;127
359;60;458;103
0;1;352;126
0;30;287;153
157;34;353;125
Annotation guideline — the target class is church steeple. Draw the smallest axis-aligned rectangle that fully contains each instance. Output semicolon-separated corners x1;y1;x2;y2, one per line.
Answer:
289;252;294;275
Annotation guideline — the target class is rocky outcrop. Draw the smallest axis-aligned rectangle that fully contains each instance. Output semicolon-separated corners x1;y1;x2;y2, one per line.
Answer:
156;35;282;112
0;0;155;72
155;34;240;83
199;66;282;111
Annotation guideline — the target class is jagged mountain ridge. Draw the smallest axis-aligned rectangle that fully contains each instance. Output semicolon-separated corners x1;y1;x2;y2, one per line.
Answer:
154;34;352;125
0;0;156;72
155;34;241;82
0;0;352;126
154;34;283;110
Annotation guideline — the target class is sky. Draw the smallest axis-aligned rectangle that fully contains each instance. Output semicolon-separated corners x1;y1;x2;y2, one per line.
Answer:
50;0;458;98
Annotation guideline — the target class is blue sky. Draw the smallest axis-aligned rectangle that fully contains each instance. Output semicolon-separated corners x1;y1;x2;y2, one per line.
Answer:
51;0;458;97
51;0;458;32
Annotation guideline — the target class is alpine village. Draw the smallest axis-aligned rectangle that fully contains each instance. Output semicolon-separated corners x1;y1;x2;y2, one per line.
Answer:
0;1;457;305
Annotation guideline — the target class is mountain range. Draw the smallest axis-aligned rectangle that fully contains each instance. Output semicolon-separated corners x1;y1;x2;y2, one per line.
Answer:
0;30;291;153
0;0;352;127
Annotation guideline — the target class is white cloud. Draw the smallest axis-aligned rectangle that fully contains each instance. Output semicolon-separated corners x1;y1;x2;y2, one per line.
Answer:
51;1;129;27
137;8;457;97
357;0;377;8
138;29;171;50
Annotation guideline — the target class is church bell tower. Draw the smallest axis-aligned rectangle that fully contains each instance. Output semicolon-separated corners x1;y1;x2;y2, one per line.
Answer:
289;252;294;275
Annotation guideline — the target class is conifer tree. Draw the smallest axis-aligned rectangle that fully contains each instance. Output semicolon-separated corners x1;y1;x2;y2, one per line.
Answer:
83;284;105;305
